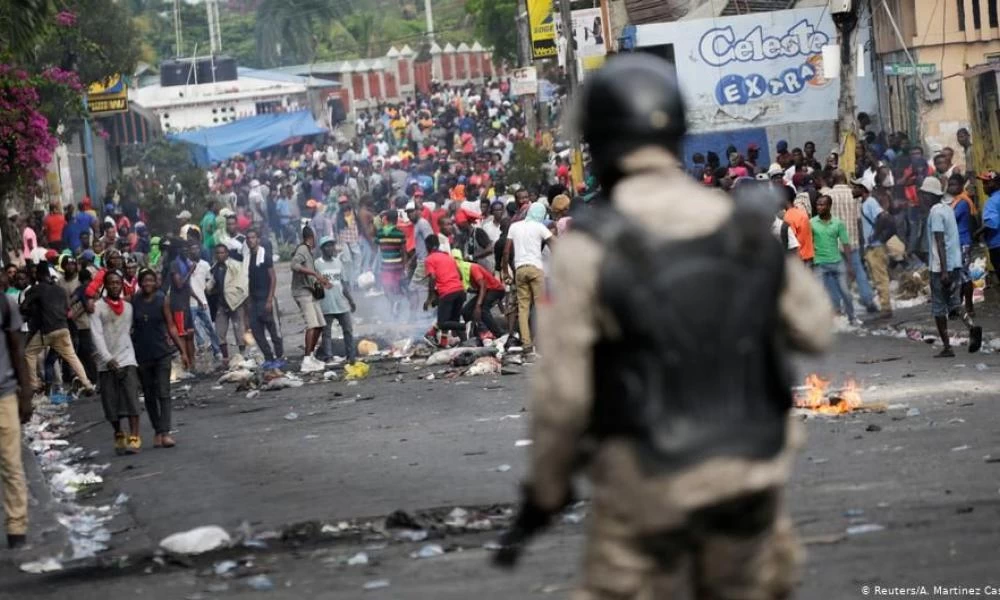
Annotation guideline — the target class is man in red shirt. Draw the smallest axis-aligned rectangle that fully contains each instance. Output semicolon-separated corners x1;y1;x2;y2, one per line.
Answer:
423;234;467;345
43;203;67;252
462;262;506;338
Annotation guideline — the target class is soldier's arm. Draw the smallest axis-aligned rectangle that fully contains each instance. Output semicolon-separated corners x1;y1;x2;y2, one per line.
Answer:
779;257;834;354
528;232;603;512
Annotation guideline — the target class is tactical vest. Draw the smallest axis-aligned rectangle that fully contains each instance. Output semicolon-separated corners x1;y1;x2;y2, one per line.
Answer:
574;202;792;476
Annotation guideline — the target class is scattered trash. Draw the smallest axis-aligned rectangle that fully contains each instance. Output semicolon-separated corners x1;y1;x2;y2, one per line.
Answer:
395;529;428;542
347;552;369;566
323;370;339;381
905;408;921;417
948;418;966;424
975;363;989;371
887;403;909;410
245;575;274;591
20;558;63;573
956;506;974;514
426;346;497;366
218;369;253;384
562;512;585;524
363;580;391;591
843;509;865;518
159;525;232;555
114;492;130;505
262;377;305;390
951;445;970;452
358;340;380;356
345;362;371;381
465;356;502;377
495;464;512;473
411;544;445;559
846;523;885;535
515;439;533;447
213;560;238;575
865;424;882;432
445;508;469;528
246;390;260;399
425;373;435;380
385;510;422;530
284;412;299;421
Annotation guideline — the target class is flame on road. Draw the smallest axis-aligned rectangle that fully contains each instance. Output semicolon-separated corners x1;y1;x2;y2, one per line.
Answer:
795;374;863;415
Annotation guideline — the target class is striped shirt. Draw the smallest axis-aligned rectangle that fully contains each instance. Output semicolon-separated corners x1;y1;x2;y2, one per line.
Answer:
824;185;860;248
375;226;406;271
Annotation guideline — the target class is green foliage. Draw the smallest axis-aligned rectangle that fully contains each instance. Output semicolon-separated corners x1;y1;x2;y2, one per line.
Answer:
122;139;212;236
466;0;517;65
0;0;57;59
506;140;549;190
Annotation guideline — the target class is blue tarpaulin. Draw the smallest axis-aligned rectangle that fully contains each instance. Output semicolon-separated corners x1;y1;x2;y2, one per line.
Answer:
169;111;326;166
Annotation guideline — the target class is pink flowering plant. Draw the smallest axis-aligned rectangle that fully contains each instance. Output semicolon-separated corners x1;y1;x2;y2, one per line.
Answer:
0;63;85;199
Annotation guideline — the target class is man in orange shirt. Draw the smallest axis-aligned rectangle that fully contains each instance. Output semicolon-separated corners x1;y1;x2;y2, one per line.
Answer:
782;186;814;265
43;203;67;253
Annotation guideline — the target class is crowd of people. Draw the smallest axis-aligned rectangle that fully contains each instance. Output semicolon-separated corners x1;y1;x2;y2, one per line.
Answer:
687;116;995;357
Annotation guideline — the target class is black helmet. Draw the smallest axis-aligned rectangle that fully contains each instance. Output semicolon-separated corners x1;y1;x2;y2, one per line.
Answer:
578;53;687;190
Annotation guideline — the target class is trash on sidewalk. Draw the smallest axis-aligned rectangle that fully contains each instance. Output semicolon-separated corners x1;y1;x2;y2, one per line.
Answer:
345;362;371;380
347;552;369;566
245;574;274;591
951;445;970;452
975;363;989;371
363;579;391;591
213;560;239;575
494;464;512;473
358;340;380;356
465;356;502;377
159;525;232;555
262;377;305;391
905;408;921;417
515;439;533;447
845;523;885;536
426;346;497;366
20;557;63;573
444;507;469;528
218;369;253;385
284;412;299;421
411;544;445;559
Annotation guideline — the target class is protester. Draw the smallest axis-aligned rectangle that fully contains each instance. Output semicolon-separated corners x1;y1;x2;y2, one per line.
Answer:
133;269;189;448
186;240;222;366
208;244;249;363
946;173;977;315
314;237;357;364
246;229;284;369
422;234;467;345
980;171;1000;281
502;203;552;355
859;181;893;319
922;177;983;357
463;259;506;339
0;286;30;549
90;271;143;454
291;227;330;373
811;195;858;324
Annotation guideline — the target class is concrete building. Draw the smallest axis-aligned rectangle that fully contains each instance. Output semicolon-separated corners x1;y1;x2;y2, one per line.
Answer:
872;0;1000;154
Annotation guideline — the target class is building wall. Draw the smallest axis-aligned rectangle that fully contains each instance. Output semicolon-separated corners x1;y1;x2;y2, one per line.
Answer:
873;0;1000;155
636;7;877;149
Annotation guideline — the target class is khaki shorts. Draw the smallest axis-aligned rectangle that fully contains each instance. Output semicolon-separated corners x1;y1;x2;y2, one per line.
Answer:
295;295;325;329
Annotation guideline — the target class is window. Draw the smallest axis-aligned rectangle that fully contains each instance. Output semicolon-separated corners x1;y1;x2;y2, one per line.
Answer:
990;0;998;27
973;0;982;29
958;0;966;30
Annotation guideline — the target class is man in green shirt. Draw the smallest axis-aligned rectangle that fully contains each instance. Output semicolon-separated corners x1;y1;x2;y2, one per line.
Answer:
810;194;857;324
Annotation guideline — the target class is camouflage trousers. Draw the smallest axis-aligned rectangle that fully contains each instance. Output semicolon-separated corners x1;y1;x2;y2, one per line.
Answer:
573;489;801;600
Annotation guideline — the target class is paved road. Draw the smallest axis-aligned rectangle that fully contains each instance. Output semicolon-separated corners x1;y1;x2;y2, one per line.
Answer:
4;280;1000;598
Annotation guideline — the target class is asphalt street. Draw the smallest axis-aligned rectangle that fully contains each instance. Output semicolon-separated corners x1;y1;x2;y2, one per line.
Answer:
4;270;1000;599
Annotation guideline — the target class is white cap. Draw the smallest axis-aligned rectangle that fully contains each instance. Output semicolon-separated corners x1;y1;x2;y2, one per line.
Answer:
404;201;416;211
919;177;943;196
177;210;193;220
767;163;783;177
250;179;260;187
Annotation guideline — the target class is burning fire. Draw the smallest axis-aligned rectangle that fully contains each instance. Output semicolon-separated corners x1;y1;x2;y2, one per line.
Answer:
795;374;863;415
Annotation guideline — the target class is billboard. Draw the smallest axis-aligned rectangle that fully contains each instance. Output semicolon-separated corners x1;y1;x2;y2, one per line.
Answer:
571;7;607;60
510;67;538;96
528;0;557;59
87;74;128;116
634;7;876;132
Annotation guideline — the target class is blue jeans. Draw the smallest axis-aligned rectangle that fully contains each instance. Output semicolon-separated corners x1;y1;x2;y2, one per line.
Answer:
848;248;875;308
817;261;855;320
191;305;221;357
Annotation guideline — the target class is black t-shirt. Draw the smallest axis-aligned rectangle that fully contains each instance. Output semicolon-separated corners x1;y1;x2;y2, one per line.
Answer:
168;257;192;311
247;246;274;300
132;291;173;363
23;281;69;334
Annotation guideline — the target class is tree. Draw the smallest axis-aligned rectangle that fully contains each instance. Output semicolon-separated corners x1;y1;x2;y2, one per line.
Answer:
0;0;56;59
342;11;382;59
466;0;517;66
254;0;356;67
506;140;549;191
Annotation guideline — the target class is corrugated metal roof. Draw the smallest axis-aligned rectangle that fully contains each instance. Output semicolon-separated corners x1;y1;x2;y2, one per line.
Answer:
720;0;796;16
625;0;692;24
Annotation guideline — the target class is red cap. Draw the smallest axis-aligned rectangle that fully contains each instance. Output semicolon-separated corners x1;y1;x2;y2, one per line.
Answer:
45;249;58;261
747;143;760;151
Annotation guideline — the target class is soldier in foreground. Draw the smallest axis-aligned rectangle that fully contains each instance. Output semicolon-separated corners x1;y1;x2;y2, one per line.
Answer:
494;54;835;598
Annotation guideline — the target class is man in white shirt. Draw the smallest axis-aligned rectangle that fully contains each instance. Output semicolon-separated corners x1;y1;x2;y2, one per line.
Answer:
187;240;222;363
500;203;552;354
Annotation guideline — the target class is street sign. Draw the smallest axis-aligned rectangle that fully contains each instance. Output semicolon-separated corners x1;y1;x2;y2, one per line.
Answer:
510;67;538;96
87;74;129;116
883;63;937;76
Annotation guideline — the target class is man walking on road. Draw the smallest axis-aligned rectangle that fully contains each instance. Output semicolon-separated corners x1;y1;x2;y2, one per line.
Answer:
246;229;284;370
291;227;330;373
1;289;31;549
829;169;878;314
501;203;552;355
857;179;893;319
811;195;858;324
922;177;983;357
314;237;357;365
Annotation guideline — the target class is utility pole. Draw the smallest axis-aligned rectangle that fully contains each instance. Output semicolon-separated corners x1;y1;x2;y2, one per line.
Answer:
424;0;435;43
832;0;859;174
559;0;582;185
516;0;536;138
